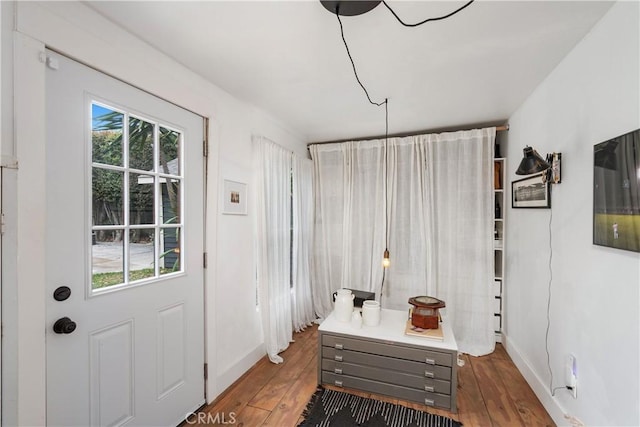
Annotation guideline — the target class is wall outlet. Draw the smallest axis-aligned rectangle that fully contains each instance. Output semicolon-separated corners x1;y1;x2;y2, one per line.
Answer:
565;354;577;398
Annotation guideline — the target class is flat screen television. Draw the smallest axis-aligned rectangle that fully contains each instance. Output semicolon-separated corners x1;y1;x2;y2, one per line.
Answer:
593;128;640;252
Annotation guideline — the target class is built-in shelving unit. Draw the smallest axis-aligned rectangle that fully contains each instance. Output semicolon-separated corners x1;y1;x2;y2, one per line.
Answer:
493;152;505;342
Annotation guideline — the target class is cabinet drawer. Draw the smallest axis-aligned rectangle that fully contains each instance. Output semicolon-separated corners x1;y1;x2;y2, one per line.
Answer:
322;335;452;367
322;371;451;410
322;359;451;395
322;347;452;381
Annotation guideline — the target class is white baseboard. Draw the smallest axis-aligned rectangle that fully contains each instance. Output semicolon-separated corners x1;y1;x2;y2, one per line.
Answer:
503;335;572;426
210;343;266;404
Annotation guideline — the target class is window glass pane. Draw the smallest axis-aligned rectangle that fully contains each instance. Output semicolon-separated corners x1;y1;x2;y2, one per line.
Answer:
160;227;181;274
92;104;123;166
92;233;124;289
162;178;181;224
159;127;180;176
130;173;154;225
129;229;155;282
129;117;155;171
92;168;124;225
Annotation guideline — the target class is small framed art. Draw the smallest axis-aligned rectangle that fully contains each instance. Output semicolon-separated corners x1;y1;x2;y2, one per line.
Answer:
222;179;247;215
512;173;550;208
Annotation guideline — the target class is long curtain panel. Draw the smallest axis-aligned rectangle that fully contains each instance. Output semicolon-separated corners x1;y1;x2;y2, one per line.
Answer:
422;129;496;356
292;156;316;331
381;137;430;309
310;128;496;355
254;136;292;363
310;141;386;319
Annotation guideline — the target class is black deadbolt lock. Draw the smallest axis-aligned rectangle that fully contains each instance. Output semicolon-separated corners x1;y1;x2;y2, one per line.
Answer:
53;317;76;334
53;286;71;301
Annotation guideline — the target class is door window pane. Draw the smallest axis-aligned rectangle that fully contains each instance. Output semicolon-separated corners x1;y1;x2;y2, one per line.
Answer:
92;235;124;289
162;178;181;225
130;173;154;225
159;227;181;274
159;127;180;176
129;117;155;171
129;229;155;282
92;169;124;226
92;104;123;166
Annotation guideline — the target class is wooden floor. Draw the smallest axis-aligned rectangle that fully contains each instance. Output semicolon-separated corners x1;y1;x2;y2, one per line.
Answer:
185;325;555;427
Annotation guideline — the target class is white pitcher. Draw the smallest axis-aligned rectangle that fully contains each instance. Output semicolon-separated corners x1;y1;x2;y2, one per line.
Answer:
334;288;354;322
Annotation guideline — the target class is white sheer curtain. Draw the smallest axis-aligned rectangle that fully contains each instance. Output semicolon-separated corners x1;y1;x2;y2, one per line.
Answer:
309;141;386;319
382;137;430;309
310;128;496;356
254;136;292;363
421;128;496;356
292;156;316;331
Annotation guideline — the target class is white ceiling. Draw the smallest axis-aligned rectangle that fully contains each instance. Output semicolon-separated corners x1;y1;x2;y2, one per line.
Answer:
87;1;613;143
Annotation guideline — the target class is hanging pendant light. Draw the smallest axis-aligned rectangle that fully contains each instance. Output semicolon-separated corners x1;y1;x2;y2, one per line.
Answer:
382;248;390;268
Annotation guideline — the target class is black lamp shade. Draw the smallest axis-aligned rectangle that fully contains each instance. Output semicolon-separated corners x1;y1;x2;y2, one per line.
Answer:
516;146;551;175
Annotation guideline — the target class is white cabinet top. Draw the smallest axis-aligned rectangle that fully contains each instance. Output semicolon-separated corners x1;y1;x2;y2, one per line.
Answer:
319;308;458;352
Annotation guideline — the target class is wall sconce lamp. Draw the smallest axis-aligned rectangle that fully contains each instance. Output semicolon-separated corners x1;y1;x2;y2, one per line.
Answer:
516;146;562;184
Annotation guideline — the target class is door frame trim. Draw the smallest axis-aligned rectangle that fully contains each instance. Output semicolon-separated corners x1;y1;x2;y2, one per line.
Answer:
9;31;48;426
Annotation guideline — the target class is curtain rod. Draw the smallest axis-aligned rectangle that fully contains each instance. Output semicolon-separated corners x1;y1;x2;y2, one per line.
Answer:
307;124;509;149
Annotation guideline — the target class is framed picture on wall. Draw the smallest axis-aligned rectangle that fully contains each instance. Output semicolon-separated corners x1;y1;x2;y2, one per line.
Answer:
512;173;550;208
222;179;247;215
593;128;640;252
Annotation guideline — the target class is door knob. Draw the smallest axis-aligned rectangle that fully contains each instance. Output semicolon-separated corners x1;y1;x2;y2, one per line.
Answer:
53;317;77;334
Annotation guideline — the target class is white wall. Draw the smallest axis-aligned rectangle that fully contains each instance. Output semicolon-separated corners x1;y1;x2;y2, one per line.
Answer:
504;2;639;426
1;1;307;424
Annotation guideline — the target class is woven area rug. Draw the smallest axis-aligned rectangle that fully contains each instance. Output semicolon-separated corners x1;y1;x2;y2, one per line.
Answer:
298;387;462;427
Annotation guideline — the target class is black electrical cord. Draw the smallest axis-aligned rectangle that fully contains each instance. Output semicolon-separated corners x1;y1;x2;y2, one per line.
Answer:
336;12;387;107
382;0;475;28
545;198;565;397
380;101;389;304
384;100;389;262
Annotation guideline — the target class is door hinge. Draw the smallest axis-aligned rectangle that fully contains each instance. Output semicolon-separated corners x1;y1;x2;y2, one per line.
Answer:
203;252;207;269
203;139;208;158
204;363;208;380
1;212;5;236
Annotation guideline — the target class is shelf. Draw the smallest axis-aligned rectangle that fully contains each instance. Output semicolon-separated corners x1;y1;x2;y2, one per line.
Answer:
493;142;505;341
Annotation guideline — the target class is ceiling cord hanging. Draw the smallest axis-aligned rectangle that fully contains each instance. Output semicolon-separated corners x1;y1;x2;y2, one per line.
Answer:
380;99;389;303
336;11;387;107
382;0;475;27
384;99;389;255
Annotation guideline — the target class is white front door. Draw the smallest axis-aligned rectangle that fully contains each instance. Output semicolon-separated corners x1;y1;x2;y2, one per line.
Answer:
45;50;205;427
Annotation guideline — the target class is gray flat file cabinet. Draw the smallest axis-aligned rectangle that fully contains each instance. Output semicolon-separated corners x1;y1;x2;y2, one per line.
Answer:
318;308;459;412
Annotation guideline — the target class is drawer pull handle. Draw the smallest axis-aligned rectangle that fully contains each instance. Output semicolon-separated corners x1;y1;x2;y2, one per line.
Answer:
425;358;435;365
424;385;434;393
425;398;435;406
424;371;435;378
334;355;343;362
334;368;343;375
334;380;343;387
335;343;344;350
